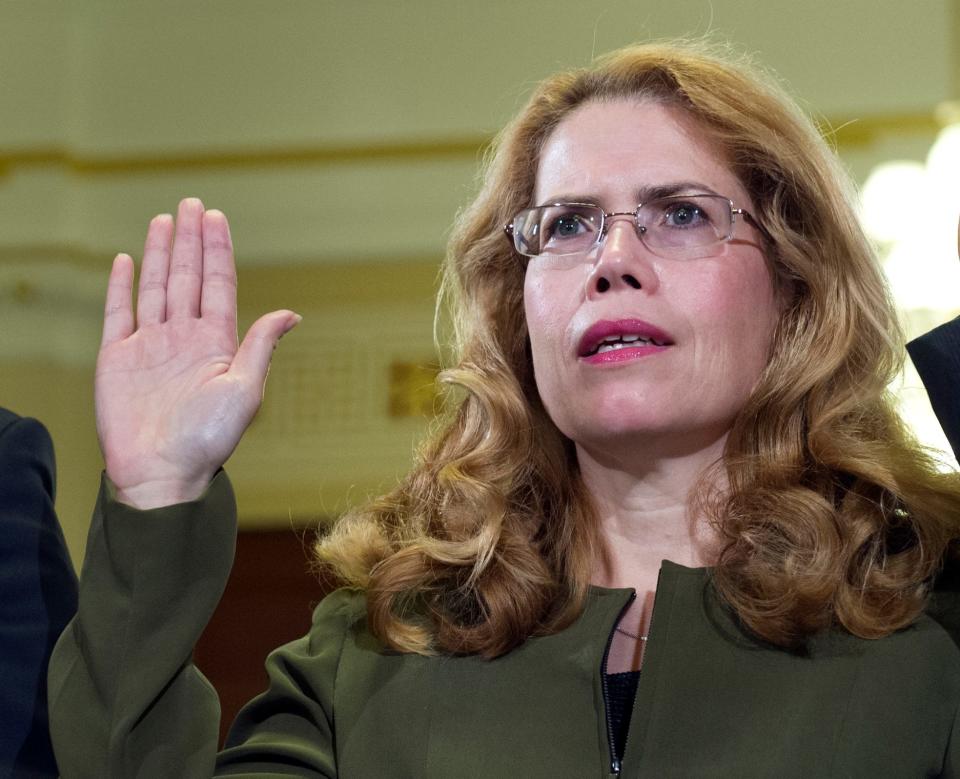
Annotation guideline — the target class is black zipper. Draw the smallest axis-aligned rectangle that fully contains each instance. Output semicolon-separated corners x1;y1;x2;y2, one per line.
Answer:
601;590;636;776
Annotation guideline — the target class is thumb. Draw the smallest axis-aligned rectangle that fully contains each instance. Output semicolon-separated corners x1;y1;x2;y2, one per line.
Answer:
231;310;301;391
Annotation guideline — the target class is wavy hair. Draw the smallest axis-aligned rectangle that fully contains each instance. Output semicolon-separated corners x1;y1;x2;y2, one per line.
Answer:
315;40;960;656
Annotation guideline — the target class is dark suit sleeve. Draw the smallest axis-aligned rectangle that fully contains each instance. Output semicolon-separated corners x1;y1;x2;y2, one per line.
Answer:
907;317;960;459
0;413;78;778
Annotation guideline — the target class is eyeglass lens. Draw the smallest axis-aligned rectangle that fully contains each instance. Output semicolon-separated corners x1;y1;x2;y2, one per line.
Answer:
513;195;734;259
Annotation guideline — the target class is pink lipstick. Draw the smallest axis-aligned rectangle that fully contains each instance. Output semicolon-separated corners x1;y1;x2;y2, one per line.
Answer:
578;319;672;365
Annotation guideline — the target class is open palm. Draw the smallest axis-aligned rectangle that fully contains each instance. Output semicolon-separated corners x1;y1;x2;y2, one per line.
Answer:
96;198;299;509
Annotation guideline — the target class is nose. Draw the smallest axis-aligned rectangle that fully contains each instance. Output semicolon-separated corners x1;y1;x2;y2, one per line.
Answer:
585;214;659;298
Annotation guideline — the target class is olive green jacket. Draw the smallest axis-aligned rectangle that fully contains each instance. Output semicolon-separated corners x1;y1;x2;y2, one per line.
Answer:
48;471;960;778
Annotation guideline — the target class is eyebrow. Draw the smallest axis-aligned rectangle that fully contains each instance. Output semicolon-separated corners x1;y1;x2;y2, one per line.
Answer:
537;181;722;207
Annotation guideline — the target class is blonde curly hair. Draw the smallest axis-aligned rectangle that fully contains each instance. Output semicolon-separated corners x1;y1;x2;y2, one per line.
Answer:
315;40;960;656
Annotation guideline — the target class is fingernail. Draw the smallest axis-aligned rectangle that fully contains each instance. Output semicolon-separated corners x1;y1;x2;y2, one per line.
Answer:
282;313;302;335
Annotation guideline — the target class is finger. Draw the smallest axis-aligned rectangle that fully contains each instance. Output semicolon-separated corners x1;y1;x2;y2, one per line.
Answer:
200;209;238;332
166;197;205;320
101;254;135;347
136;214;173;326
231;310;302;395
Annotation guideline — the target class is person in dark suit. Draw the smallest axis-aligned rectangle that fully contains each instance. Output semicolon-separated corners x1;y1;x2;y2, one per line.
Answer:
910;319;960;457
0;408;78;778
906;221;960;457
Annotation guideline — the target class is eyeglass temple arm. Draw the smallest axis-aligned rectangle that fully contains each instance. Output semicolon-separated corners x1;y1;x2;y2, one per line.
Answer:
735;208;774;245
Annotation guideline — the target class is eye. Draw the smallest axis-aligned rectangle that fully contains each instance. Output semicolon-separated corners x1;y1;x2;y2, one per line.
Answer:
661;201;709;228
545;211;590;239
536;205;602;255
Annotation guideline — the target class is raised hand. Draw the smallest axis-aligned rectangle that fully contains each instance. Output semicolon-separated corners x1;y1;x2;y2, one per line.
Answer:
96;198;300;509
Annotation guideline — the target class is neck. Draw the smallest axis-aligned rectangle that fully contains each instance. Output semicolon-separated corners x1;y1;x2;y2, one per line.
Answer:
580;431;728;670
580;433;726;595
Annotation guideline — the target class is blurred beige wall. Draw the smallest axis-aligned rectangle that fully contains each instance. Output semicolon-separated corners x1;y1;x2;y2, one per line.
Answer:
1;0;957;567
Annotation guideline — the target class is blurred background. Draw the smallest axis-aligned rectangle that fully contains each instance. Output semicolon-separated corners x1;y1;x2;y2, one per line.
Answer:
1;0;958;737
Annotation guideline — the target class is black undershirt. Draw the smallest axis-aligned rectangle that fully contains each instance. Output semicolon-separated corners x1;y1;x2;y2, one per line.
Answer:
606;670;641;764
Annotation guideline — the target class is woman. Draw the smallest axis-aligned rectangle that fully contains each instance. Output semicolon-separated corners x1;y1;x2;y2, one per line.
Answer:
50;42;960;777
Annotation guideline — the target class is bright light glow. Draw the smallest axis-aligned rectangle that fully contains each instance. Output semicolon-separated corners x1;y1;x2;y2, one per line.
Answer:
861;161;926;243
862;121;960;467
862;123;960;311
883;232;960;311
927;124;960;202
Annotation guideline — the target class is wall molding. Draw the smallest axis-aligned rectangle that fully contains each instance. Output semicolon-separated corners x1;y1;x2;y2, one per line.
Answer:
0;110;948;178
0;137;490;176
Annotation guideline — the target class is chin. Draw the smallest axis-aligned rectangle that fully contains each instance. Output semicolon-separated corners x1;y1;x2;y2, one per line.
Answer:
557;409;679;447
543;384;659;431
551;398;735;459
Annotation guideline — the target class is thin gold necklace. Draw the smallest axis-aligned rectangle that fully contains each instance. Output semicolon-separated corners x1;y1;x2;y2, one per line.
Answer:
614;625;648;641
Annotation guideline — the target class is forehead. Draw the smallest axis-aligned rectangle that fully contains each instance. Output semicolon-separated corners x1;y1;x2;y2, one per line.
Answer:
535;99;750;208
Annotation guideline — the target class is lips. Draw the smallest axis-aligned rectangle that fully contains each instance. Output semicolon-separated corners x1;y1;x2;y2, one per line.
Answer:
577;319;673;359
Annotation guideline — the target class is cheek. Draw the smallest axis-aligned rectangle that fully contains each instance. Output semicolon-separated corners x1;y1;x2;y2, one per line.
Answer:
523;269;581;357
708;274;778;373
522;273;549;341
675;259;779;367
523;269;584;415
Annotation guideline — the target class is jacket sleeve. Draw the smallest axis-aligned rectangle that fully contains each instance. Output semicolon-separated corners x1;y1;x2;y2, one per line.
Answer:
941;700;960;778
47;471;345;779
912;318;960;777
214;590;359;778
0;413;78;777
48;471;237;778
907;317;960;458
